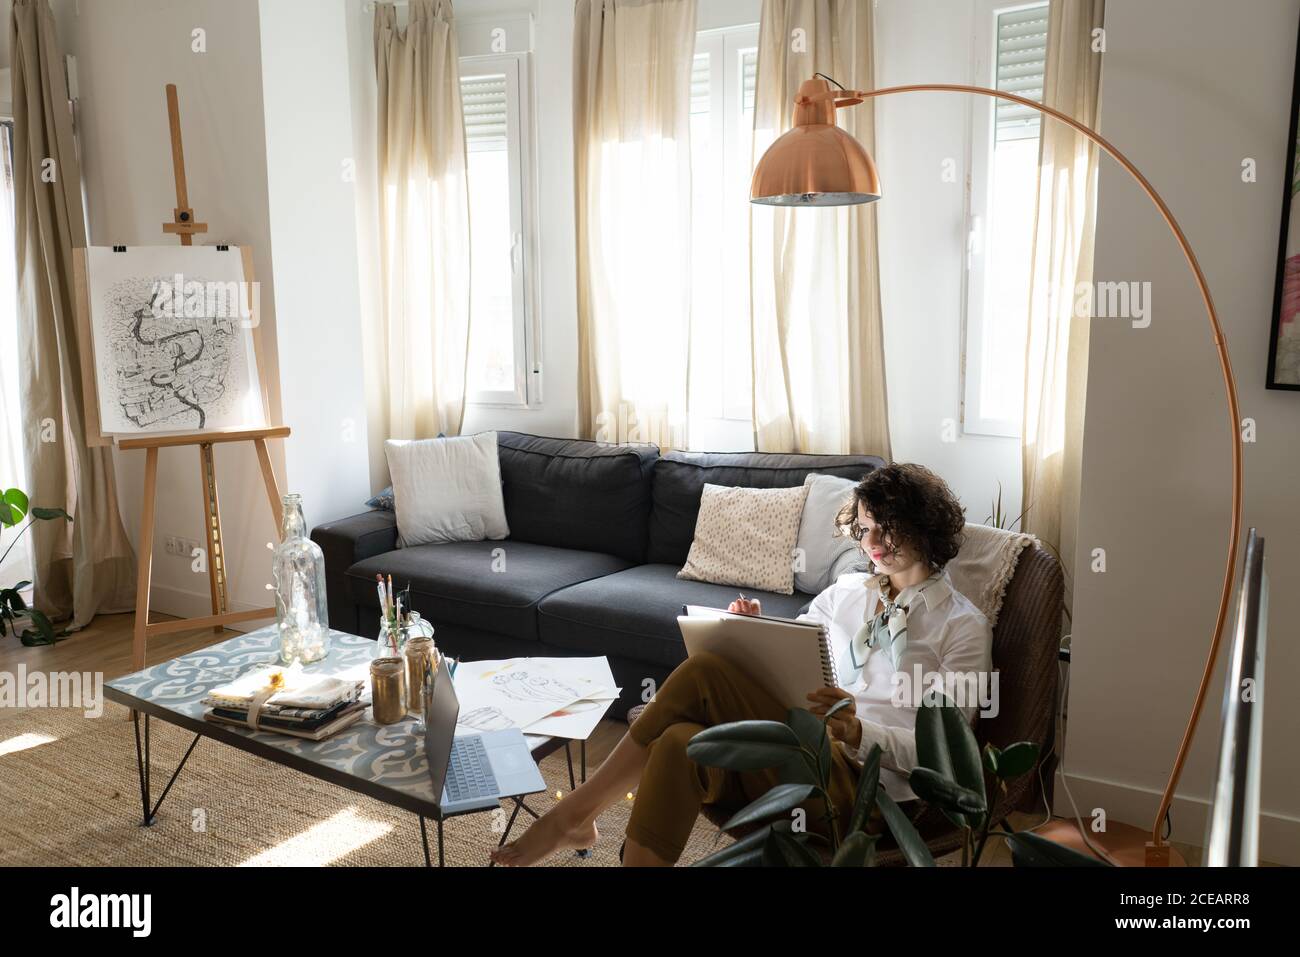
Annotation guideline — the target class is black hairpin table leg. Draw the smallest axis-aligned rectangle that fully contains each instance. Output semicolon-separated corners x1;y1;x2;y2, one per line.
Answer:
419;816;432;867
417;815;446;867
131;710;201;827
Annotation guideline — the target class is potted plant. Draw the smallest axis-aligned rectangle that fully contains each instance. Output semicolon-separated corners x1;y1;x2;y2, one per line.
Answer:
1;486;73;646
686;692;1103;866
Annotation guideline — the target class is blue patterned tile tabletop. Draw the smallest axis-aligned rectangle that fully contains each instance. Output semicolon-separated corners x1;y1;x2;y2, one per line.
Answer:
106;626;459;810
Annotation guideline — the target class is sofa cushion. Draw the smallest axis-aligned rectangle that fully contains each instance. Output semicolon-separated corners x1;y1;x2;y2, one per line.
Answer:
678;483;809;594
537;564;816;669
795;473;863;594
386;432;509;546
345;541;633;642
496;431;659;563
647;450;885;566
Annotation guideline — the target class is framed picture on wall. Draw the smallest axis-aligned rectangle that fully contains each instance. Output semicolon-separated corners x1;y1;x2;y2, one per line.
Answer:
1267;14;1300;390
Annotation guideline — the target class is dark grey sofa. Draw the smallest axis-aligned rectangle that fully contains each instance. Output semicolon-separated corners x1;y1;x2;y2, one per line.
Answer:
312;431;884;718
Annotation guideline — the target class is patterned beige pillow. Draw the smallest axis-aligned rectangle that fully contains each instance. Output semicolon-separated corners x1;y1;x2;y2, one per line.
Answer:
678;483;810;595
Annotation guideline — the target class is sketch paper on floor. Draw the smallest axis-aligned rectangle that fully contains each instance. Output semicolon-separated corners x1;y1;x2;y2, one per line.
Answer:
85;246;265;436
451;656;616;737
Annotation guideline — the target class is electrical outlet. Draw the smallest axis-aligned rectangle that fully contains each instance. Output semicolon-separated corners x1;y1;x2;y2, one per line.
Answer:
161;535;204;557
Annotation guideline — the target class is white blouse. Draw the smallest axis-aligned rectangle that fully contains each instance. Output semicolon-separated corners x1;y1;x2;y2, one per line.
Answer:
801;569;993;801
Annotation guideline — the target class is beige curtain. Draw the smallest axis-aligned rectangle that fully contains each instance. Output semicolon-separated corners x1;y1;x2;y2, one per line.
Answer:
373;0;470;439
0;126;29;585
749;0;891;458
1021;0;1104;589
12;0;135;629
574;0;697;448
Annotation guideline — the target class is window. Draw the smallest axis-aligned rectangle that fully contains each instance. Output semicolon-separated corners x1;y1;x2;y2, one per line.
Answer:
962;1;1048;438
687;25;759;451
459;54;537;407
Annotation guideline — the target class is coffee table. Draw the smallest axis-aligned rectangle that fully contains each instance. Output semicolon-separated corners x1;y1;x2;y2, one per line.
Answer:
103;626;604;866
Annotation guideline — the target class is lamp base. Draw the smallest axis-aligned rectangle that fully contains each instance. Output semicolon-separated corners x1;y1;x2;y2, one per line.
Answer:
1034;819;1189;867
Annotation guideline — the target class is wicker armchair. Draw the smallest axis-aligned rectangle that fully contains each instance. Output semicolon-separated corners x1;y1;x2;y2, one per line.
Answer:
626;542;1064;866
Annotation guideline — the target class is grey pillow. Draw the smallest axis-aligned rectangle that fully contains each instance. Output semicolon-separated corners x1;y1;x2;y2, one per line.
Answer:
794;473;861;594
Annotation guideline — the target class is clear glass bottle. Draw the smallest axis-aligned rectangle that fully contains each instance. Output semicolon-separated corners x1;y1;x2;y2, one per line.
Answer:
273;493;330;664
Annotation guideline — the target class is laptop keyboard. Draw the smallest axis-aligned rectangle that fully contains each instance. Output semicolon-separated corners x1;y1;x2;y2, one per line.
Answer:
445;735;500;802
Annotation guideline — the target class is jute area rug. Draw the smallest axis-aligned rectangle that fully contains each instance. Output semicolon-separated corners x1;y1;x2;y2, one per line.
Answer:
0;702;729;867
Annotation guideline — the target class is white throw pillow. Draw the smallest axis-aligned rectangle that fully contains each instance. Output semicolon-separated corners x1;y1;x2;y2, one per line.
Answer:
794;473;863;595
385;432;509;547
678;483;810;595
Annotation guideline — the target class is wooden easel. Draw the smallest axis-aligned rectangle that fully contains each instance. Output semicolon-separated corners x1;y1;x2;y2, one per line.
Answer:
121;84;291;670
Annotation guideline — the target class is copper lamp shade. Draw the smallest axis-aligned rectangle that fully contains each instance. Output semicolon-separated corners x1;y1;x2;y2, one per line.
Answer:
750;78;881;207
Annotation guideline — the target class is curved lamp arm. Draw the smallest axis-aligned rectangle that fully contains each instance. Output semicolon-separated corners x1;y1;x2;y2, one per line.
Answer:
818;83;1242;859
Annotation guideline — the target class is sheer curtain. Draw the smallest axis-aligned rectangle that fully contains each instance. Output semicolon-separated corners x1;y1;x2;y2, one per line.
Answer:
573;0;698;448
372;0;471;440
1022;0;1104;586
749;0;891;458
0;125;29;586
12;0;135;629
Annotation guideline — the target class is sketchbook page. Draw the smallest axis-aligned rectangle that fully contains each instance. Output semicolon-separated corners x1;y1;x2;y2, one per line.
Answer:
451;657;587;734
85;245;265;436
524;656;617;700
524;690;622;740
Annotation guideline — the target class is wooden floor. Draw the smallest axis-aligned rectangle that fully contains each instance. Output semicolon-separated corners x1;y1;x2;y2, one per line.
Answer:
2;610;1126;867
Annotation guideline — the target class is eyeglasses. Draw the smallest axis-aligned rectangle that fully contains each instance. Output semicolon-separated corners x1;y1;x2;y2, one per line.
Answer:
840;523;898;554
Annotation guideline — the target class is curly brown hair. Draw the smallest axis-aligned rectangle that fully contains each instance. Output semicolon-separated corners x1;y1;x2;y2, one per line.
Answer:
834;463;966;571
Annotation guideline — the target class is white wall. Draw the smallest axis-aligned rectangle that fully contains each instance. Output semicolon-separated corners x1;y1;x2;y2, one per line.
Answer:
875;0;1023;525
259;0;370;528
61;0;370;631
1068;0;1300;863
61;0;285;625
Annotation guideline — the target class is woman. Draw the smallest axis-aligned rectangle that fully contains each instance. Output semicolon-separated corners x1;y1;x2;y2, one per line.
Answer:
491;463;992;866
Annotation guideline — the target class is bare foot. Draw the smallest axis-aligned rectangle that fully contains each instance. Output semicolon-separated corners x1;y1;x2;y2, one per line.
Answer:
490;812;599;866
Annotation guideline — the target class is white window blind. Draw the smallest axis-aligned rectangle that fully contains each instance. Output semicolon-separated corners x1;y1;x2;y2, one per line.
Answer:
741;49;757;112
692;49;755;116
995;5;1048;141
691;53;710;115
461;73;508;152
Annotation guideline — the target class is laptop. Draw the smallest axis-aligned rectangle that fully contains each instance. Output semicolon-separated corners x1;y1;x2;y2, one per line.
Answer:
423;656;547;815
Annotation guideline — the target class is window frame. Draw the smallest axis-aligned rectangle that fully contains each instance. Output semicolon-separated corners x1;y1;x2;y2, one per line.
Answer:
960;0;1048;439
687;23;760;451
459;51;541;409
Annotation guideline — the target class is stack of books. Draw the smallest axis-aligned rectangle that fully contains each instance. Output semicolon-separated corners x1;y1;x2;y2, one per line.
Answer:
202;665;367;741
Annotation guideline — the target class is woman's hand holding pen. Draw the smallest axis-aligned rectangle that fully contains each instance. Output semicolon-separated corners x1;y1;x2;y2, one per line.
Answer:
807;687;863;749
727;592;762;616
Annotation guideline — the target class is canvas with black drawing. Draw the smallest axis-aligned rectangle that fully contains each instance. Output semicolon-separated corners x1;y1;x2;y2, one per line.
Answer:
78;244;267;438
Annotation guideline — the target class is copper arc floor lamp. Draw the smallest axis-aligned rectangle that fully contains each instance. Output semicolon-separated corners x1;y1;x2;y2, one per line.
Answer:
751;77;1243;867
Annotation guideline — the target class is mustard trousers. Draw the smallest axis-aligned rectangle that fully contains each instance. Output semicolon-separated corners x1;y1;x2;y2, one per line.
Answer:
625;651;861;863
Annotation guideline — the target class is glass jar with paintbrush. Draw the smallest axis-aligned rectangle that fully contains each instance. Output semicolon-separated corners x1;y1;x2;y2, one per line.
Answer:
373;575;433;655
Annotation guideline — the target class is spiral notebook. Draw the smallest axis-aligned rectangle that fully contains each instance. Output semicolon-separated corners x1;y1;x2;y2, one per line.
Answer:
677;605;837;709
